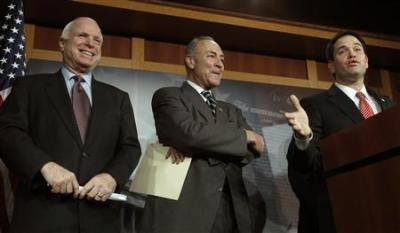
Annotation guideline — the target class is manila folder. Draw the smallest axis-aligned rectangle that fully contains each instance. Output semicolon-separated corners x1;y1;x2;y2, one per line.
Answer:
129;143;191;200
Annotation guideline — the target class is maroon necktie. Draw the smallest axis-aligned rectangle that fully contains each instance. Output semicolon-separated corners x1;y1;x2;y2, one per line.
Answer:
356;92;374;119
71;76;91;143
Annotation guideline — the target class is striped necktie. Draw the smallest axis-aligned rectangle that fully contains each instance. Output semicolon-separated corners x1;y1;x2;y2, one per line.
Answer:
201;90;217;116
356;92;374;119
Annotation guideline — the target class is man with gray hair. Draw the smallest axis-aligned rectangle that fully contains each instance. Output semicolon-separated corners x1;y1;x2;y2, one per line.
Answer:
0;17;141;233
136;36;264;233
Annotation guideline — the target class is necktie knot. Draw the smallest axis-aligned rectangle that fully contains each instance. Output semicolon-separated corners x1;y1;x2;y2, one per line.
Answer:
201;90;213;99
201;90;217;116
72;75;81;81
72;76;84;91
356;91;374;119
356;92;366;100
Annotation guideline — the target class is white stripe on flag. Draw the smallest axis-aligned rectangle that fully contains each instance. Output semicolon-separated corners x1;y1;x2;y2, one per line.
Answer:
0;87;12;102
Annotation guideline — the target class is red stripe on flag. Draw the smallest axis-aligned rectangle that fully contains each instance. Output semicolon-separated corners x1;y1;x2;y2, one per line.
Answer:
1;0;26;231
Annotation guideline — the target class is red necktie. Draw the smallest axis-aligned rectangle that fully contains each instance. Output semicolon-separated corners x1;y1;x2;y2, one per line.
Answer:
356;92;374;119
71;76;91;143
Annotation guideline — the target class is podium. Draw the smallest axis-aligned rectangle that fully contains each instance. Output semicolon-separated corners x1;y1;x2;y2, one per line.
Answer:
320;104;400;233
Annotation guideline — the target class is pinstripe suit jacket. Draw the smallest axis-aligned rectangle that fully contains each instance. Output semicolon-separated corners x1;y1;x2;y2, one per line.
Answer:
137;82;258;233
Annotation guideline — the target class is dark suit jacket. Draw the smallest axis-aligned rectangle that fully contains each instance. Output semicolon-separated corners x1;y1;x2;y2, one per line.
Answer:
136;82;257;233
286;85;393;233
0;71;141;233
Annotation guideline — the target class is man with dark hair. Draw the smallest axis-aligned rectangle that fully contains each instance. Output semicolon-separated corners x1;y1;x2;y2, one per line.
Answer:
325;31;368;62
284;31;393;233
0;17;141;233
136;36;264;233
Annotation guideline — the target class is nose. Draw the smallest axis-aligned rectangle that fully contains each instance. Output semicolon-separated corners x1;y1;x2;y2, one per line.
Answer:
215;58;224;69
82;37;92;47
84;37;98;48
87;38;96;48
348;49;356;57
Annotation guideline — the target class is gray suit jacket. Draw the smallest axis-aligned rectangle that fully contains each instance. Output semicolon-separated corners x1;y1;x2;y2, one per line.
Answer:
136;82;258;233
286;85;393;233
0;71;141;233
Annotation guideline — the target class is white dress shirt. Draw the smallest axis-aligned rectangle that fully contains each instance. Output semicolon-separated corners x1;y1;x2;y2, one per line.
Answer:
294;83;381;150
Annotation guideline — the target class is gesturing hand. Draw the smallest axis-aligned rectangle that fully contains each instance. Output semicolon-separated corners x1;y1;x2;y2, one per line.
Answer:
284;95;311;139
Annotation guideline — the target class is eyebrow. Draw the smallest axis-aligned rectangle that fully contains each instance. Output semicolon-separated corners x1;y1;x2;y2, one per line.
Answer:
206;50;224;57
336;42;363;51
76;32;103;42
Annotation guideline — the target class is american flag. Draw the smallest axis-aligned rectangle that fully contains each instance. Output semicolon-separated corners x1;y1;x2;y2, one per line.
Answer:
0;0;25;232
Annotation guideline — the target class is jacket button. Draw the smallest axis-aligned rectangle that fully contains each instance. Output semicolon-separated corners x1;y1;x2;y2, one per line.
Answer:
217;187;223;192
82;152;89;157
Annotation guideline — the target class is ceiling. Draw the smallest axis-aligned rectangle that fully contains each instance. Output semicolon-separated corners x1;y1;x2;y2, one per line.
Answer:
157;0;400;39
18;0;400;71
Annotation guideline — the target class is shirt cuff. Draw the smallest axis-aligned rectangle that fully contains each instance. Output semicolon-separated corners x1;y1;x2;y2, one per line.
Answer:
293;131;313;151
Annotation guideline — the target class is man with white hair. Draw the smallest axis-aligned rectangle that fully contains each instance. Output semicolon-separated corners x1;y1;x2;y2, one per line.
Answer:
0;17;141;233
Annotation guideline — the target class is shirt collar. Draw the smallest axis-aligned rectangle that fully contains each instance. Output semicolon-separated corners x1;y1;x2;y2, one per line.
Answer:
186;80;212;95
334;82;369;100
61;66;92;87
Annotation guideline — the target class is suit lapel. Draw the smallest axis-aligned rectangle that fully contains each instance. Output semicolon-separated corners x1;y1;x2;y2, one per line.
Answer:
84;79;107;149
367;88;391;110
45;71;82;145
327;85;364;123
181;82;216;121
215;101;229;123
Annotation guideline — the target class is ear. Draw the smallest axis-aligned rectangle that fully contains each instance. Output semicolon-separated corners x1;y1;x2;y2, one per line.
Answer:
365;55;369;69
59;38;65;52
328;61;335;74
185;56;195;70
